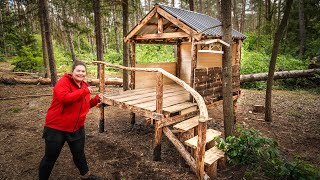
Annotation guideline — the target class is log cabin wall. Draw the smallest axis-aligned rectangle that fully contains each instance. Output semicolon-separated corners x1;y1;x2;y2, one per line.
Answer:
179;40;240;85
192;40;241;104
135;62;176;89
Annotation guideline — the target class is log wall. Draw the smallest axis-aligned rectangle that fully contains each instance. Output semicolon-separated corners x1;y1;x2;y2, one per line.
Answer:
194;65;240;104
180;41;239;85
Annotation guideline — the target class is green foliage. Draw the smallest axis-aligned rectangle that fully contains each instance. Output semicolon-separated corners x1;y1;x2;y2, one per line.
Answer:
12;35;43;72
216;126;279;165
136;44;175;64
105;49;122;64
216;126;320;179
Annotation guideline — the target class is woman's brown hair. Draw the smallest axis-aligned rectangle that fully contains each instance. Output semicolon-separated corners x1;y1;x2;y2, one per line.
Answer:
72;60;87;72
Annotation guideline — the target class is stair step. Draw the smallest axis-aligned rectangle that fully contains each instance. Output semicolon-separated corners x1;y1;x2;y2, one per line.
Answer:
163;102;197;114
204;147;225;166
173;115;199;132
184;129;222;149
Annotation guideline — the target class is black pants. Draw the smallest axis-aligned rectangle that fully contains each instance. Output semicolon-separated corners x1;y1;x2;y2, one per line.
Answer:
39;127;89;180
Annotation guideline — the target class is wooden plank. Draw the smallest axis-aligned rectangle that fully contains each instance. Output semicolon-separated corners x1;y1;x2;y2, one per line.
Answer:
105;84;178;99
204;147;224;166
173;115;199;132
115;86;182;102
159;110;199;128
162;102;197;114
135;32;190;40
185;129;222;149
104;99;163;121
137;93;189;111
180;106;198;115
125;89;186;105
135;62;176;89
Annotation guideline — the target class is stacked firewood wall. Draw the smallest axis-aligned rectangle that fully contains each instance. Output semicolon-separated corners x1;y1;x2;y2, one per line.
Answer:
194;65;240;104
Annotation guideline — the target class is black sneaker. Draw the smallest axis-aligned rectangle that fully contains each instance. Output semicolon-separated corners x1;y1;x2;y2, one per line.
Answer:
80;174;102;180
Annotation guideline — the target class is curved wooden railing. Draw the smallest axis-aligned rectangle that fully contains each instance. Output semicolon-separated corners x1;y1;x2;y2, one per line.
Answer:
93;61;209;179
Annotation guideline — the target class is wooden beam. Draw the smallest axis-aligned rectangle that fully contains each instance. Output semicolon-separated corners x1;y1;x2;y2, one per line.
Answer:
156;5;202;40
135;32;189;40
198;50;224;54
130;41;136;89
154;72;164;161
124;7;157;42
195;39;230;47
176;42;181;78
190;37;197;101
156;13;163;33
163;21;173;31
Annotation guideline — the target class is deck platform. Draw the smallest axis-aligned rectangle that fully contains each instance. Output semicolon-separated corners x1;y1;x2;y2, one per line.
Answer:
102;85;197;119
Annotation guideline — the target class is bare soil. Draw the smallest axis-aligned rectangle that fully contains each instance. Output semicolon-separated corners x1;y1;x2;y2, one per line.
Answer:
0;62;319;179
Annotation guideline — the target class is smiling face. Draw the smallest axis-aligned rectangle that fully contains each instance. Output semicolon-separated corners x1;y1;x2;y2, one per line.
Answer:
72;65;86;84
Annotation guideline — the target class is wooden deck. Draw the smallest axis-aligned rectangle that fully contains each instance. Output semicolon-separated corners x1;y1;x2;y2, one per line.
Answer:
102;85;197;118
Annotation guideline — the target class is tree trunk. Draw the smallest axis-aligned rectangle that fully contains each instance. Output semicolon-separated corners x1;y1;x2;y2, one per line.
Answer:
112;1;120;53
221;0;234;138
199;0;203;13
122;0;129;91
38;0;50;78
298;0;306;58
40;0;57;86
189;0;194;11
216;0;222;20
240;0;246;33
240;69;320;83
232;0;239;31
93;0;105;133
265;0;293;122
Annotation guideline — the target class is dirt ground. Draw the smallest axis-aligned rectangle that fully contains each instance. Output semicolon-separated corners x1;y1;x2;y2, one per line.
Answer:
0;63;319;179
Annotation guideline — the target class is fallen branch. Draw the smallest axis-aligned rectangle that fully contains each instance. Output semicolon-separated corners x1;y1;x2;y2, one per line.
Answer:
0;94;52;100
240;68;320;83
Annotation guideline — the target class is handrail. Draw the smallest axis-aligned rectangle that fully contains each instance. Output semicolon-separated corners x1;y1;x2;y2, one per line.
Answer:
92;61;209;179
92;61;208;120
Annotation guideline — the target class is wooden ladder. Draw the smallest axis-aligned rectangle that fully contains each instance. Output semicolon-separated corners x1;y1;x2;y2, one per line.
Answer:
162;105;225;179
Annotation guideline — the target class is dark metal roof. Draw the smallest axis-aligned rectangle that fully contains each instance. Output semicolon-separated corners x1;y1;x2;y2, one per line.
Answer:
159;4;246;39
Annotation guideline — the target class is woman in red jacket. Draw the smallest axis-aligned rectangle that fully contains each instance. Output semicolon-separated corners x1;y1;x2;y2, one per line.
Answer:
39;61;102;180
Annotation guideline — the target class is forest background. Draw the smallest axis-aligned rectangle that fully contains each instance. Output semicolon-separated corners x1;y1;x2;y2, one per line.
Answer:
0;0;320;90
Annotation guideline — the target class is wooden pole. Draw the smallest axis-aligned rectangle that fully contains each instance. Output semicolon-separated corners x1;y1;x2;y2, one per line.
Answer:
196;119;207;180
99;64;105;133
130;41;136;125
130;41;136;89
190;37;197;101
176;42;181;78
153;72;163;161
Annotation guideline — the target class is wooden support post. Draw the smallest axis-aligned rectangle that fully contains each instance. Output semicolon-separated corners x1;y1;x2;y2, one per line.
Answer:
130;41;136;125
99;64;105;133
190;37;197;101
196;120;207;180
153;72;163;161
176;42;181;78
156;13;163;33
130;41;136;90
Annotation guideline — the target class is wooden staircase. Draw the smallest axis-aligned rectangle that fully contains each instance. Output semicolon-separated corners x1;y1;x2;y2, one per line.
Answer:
163;105;225;179
94;61;226;180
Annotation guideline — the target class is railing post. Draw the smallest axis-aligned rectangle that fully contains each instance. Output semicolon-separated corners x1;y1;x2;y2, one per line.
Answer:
99;64;105;133
153;71;163;161
196;117;207;180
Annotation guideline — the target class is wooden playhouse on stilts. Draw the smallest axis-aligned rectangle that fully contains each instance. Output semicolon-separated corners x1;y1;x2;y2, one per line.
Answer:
94;4;246;180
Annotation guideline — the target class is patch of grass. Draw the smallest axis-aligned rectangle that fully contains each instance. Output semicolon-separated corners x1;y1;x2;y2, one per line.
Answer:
287;110;304;118
9;107;22;113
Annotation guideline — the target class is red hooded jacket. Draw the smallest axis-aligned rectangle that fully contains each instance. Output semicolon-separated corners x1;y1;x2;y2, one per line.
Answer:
45;73;100;132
